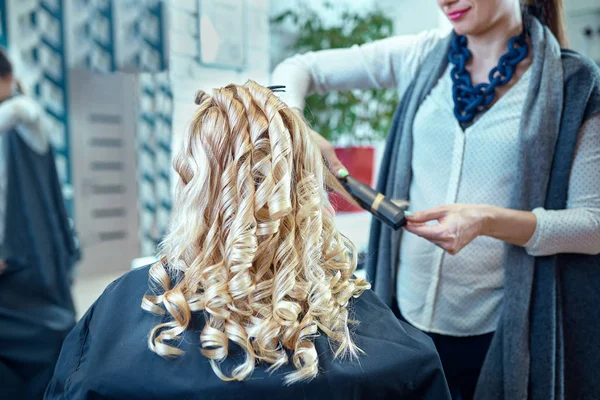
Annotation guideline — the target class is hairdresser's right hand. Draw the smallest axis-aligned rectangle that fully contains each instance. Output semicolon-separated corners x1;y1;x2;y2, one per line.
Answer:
308;128;347;177
0;259;6;276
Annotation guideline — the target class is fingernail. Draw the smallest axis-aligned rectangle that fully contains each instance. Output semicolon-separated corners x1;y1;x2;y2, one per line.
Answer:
337;168;349;178
404;211;414;217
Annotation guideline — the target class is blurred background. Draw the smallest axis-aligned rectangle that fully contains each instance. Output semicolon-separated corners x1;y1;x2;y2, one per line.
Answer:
0;0;598;317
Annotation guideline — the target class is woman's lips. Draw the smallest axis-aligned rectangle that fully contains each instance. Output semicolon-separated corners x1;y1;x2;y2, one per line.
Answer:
448;8;471;21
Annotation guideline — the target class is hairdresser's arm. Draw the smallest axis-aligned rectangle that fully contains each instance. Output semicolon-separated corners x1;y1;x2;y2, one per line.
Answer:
271;29;448;110
274;29;448;174
405;116;600;256
522;115;600;256
403;205;536;255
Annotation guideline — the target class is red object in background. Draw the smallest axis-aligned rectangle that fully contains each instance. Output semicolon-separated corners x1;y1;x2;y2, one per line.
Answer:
329;146;375;213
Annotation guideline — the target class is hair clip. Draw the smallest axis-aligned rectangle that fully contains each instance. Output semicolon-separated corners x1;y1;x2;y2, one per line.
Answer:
267;85;286;93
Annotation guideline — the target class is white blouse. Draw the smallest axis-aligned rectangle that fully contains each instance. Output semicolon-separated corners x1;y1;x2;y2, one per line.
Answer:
0;96;49;245
272;30;600;336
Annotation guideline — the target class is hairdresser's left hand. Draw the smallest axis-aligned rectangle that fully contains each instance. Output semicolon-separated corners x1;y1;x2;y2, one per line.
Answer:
404;204;491;255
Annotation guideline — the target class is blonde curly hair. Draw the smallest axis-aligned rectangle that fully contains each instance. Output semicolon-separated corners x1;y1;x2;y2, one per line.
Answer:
142;80;370;384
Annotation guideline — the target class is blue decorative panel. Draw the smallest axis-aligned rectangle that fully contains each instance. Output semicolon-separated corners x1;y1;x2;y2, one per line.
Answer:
137;72;172;256
139;0;168;71
90;0;116;71
66;0;168;73
39;0;72;213
0;0;7;47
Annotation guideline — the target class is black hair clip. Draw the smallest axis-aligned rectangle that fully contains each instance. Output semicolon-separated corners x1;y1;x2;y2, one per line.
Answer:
267;85;286;93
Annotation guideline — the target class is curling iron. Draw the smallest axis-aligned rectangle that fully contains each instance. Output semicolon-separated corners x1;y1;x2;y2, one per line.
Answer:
267;85;406;230
336;171;406;230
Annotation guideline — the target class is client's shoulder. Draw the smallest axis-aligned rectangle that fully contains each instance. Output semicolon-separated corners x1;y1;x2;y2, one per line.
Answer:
95;264;153;303
301;289;448;397
79;263;177;361
350;289;443;373
104;263;155;293
88;263;161;324
352;289;437;350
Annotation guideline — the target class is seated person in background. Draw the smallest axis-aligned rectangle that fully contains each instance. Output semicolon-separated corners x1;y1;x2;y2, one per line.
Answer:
45;81;450;400
0;49;78;400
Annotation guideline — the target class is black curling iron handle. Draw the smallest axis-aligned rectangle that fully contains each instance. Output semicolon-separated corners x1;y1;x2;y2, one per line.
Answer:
338;175;406;230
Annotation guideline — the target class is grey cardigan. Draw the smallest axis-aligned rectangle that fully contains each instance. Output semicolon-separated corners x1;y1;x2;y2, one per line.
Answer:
366;17;600;400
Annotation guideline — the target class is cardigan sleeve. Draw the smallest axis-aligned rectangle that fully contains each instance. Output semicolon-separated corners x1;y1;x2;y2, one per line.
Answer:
271;29;448;110
525;114;600;256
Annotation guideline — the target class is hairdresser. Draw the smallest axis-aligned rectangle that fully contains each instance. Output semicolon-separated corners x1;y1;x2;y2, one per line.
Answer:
272;1;600;399
0;49;79;399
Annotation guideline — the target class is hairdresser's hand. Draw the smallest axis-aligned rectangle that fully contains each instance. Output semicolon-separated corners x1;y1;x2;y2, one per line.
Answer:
404;204;491;255
0;259;6;276
308;128;347;176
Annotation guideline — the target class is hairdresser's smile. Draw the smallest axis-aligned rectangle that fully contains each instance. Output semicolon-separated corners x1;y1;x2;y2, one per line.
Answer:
447;7;471;21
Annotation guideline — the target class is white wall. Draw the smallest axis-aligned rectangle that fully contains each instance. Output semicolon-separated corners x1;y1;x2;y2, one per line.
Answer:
565;0;600;63
169;0;271;159
270;0;444;41
270;0;445;69
392;0;445;35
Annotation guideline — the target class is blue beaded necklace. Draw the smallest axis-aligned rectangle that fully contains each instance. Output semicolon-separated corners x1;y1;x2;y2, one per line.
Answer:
448;32;529;124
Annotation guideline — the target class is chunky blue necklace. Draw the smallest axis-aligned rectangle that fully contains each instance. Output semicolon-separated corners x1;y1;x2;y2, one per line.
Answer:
448;32;529;123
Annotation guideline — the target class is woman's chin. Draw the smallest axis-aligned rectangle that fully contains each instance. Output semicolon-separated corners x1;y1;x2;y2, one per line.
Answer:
450;21;475;36
453;23;492;38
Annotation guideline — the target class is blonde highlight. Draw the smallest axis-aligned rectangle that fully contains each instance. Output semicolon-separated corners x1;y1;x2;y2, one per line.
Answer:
142;80;370;384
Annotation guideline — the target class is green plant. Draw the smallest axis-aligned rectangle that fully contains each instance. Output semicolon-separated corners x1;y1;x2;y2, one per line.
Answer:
271;2;396;144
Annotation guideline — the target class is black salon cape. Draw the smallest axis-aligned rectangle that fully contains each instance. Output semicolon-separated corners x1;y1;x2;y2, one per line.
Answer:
0;129;79;400
45;265;450;399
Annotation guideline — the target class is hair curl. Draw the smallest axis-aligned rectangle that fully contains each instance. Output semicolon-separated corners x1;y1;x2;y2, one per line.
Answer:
142;80;370;384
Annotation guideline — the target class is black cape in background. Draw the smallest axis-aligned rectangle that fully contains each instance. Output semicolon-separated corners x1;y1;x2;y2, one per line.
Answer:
0;129;79;400
45;265;450;399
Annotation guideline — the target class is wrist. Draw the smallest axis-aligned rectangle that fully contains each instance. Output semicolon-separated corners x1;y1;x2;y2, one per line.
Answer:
478;205;537;246
480;205;500;237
